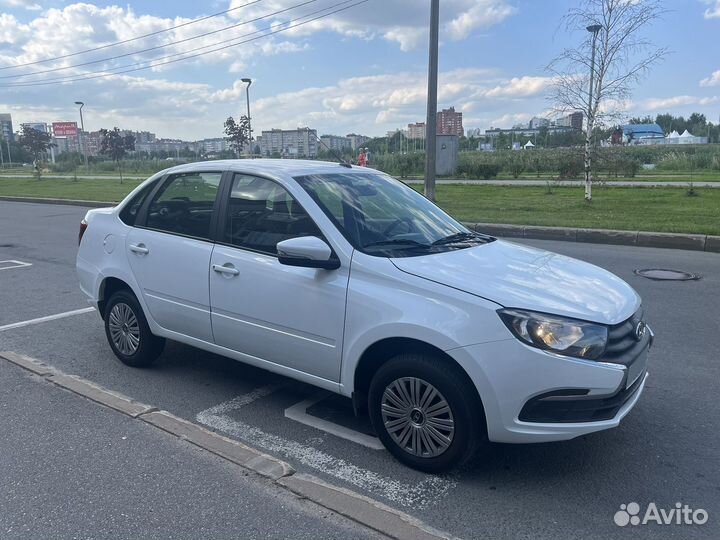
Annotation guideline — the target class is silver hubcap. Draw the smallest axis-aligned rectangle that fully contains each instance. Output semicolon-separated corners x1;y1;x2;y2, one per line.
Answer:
108;303;140;356
381;377;455;458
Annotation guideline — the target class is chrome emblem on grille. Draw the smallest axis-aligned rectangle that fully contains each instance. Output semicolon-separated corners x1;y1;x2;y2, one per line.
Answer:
634;321;647;341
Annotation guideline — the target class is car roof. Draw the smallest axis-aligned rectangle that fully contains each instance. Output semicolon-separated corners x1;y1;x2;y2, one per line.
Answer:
161;159;372;179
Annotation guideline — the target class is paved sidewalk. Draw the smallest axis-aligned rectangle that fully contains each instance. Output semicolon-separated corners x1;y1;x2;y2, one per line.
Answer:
0;361;383;540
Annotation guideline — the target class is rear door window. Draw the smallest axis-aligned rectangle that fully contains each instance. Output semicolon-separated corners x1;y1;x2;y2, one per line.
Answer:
144;172;222;240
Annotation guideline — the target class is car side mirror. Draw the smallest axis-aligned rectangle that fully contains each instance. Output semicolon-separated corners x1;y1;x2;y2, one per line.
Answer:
277;236;340;270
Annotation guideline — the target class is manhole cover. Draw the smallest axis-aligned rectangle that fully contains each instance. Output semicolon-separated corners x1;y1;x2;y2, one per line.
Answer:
634;268;701;281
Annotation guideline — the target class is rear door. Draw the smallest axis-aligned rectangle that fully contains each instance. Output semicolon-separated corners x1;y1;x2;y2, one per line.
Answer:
209;173;349;382
127;171;223;342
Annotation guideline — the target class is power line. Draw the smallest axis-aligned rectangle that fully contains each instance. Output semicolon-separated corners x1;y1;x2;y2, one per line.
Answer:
0;0;367;88
0;0;267;72
0;0;320;80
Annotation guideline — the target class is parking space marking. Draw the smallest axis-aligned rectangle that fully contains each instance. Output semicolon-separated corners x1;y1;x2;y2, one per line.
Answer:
284;391;385;450
0;260;32;270
0;307;96;333
197;385;456;508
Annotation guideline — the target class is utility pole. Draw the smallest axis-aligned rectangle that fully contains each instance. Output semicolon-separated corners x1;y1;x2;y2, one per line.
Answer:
584;24;602;201
424;0;439;201
74;101;89;169
241;78;252;155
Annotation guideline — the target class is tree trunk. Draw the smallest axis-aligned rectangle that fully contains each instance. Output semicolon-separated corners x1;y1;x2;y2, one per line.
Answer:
584;119;593;201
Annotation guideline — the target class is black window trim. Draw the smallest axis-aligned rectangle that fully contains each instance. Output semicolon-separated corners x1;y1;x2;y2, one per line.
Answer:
119;177;163;227
135;170;228;243
213;171;340;262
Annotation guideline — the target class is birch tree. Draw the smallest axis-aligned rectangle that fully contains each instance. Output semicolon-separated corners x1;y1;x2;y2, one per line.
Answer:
547;0;667;201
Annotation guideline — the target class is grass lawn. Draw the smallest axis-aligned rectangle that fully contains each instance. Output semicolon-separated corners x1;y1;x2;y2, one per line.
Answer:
421;185;720;236
0;176;142;202
1;177;718;235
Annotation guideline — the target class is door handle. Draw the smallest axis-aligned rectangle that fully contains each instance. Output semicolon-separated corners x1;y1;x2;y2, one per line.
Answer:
129;243;149;255
212;263;239;276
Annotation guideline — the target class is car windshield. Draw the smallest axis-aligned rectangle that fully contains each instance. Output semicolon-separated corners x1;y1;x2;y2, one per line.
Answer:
294;172;493;257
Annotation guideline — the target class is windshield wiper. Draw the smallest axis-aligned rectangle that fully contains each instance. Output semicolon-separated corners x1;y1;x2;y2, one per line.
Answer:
363;239;432;250
431;231;491;246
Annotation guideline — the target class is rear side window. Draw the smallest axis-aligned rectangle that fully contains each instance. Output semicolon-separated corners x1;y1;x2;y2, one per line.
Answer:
222;174;323;255
119;181;155;226
144;172;222;240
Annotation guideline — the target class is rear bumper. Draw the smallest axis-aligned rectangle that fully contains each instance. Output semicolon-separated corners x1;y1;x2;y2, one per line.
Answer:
448;337;649;444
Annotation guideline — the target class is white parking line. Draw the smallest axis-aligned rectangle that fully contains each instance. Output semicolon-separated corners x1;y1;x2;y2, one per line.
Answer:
0;307;96;332
0;260;32;270
197;385;456;508
284;391;385;450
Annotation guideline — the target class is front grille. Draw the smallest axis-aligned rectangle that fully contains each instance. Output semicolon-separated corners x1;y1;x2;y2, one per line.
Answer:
601;308;649;366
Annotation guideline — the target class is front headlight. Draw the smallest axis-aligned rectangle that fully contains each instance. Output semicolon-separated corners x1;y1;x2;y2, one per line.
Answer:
497;308;608;359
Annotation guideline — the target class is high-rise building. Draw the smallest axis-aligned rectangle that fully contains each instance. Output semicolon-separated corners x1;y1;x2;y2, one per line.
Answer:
320;135;351;152
259;128;318;158
556;112;583;130
0;113;13;141
529;117;550;129
346;133;370;151
407;122;426;140
437;107;464;136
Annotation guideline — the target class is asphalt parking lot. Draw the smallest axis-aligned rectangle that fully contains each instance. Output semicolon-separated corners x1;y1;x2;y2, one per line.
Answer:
1;200;718;539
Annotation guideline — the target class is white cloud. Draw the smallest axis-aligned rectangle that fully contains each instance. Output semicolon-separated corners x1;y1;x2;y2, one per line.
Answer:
700;69;720;87
704;0;720;18
483;76;553;98
642;95;720;110
0;0;41;11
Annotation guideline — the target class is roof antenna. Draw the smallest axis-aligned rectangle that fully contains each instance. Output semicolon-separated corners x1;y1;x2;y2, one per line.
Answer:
307;128;352;168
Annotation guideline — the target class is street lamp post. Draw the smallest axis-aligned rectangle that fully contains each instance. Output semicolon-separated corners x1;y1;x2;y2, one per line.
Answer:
584;24;602;201
424;0;440;202
241;78;252;156
74;101;89;169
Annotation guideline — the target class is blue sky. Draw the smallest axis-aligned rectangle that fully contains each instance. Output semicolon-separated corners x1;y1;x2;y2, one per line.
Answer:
0;0;718;139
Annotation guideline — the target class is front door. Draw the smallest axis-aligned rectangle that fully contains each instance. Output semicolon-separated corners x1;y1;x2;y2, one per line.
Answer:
127;171;222;342
209;173;348;382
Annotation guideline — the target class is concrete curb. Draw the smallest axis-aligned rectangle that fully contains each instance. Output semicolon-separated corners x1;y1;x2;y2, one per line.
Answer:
468;222;720;253
0;351;457;540
0;195;117;207
278;473;460;540
141;410;294;481
0;351;57;376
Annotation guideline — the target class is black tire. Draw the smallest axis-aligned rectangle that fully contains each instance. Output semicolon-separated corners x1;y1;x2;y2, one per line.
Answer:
104;290;165;367
368;353;486;473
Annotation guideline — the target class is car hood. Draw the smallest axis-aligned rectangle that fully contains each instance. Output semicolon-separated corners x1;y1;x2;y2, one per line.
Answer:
390;240;640;325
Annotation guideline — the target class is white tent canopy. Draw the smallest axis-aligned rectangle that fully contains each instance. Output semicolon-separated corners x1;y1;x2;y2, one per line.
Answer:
524;140;535;149
667;130;680;138
679;130;693;138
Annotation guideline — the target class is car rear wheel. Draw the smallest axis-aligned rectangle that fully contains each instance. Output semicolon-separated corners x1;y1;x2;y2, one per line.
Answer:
368;353;485;473
104;290;164;367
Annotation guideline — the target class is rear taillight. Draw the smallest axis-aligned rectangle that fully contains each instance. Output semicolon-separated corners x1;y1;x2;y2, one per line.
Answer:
79;219;88;245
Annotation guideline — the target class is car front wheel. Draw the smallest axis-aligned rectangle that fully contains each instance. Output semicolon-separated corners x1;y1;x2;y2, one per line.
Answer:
368;353;485;473
104;290;165;367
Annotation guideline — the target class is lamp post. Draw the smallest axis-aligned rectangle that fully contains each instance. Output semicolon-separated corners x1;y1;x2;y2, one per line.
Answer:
241;78;252;155
424;0;439;201
74;101;89;169
584;24;602;201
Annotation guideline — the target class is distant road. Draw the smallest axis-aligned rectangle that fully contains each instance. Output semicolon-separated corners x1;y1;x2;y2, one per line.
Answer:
1;173;719;188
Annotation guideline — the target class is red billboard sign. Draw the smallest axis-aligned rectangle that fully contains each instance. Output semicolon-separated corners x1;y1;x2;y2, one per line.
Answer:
52;122;78;137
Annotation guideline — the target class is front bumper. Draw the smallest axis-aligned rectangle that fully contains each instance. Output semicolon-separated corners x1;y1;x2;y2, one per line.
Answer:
449;333;650;444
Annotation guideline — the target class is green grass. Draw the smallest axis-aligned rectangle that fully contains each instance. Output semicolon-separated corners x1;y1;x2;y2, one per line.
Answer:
0;176;141;202
1;177;718;235
420;185;720;235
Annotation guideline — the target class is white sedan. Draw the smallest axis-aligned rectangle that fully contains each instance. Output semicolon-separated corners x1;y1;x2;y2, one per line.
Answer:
77;159;652;472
